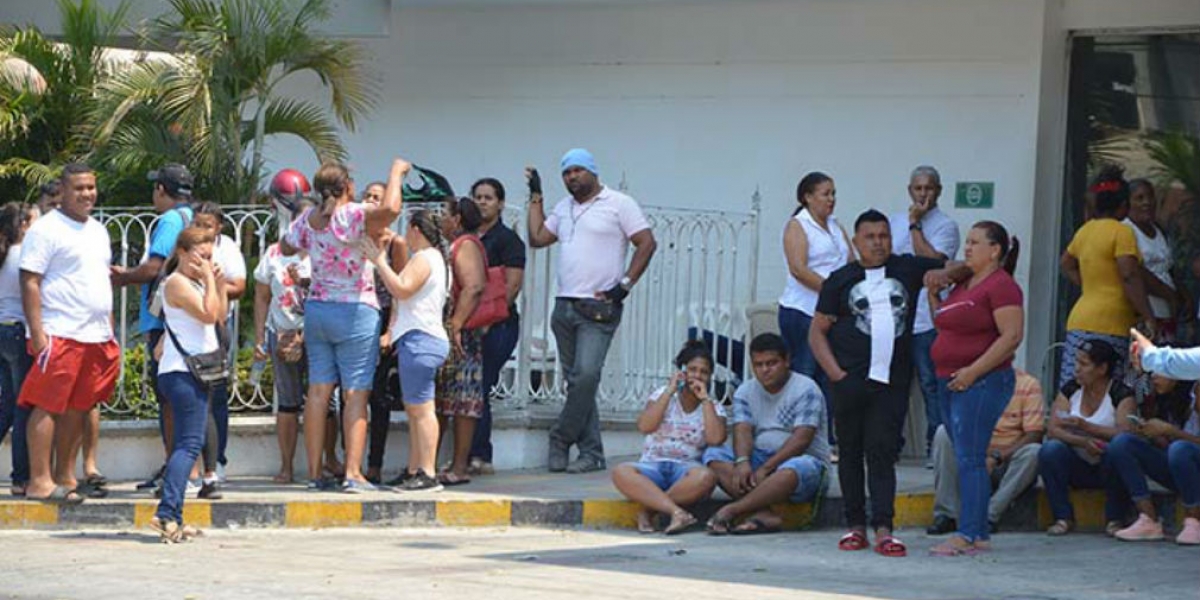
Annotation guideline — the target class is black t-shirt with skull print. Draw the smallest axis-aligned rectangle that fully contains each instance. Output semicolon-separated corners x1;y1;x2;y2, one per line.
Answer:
815;254;945;387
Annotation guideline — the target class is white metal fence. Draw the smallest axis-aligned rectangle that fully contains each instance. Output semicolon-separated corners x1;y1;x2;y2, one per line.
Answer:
95;194;760;418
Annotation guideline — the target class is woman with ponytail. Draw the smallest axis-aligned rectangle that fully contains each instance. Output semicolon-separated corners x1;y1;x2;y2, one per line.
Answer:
778;172;851;448
281;158;410;492
363;209;450;492
927;221;1025;555
0;203;37;495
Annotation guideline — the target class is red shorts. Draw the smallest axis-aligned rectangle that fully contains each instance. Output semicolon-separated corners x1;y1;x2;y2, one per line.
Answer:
18;337;120;415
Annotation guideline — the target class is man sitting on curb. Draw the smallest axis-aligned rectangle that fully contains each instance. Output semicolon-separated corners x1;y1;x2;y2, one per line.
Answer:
927;368;1045;535
704;333;832;534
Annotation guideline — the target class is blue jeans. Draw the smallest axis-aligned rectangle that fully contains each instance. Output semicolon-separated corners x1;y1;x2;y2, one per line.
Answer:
1169;440;1200;508
703;445;827;502
155;372;210;524
1108;433;1176;504
472;316;520;463
0;322;32;484
778;306;834;444
938;368;1014;542
550;299;621;462
304;301;381;390
1037;439;1130;522
912;330;942;450
629;460;705;491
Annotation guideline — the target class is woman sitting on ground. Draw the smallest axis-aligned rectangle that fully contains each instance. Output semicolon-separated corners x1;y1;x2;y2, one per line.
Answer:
612;340;727;534
1038;338;1137;536
1107;373;1200;544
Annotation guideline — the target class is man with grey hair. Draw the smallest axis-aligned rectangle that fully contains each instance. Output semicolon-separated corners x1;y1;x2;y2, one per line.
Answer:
888;165;959;465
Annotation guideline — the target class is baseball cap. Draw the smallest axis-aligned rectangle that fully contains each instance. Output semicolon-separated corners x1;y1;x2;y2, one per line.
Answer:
147;163;194;197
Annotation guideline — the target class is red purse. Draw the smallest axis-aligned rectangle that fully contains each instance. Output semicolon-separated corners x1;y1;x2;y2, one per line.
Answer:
452;235;510;330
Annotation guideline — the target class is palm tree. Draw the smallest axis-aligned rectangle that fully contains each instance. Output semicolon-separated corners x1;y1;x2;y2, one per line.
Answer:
89;0;376;204
0;0;130;201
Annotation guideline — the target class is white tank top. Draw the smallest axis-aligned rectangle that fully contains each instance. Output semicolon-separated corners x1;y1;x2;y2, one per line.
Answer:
779;208;851;315
159;274;220;376
390;247;449;342
1068;383;1117;428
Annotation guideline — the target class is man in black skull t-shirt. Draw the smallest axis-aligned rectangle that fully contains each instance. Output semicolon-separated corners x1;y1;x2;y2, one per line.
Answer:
810;209;965;556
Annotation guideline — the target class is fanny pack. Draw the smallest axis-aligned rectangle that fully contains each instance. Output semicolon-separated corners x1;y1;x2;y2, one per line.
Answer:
570;298;622;324
165;315;230;388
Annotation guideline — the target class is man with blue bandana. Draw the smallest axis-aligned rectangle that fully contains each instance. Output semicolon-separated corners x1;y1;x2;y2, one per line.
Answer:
527;149;658;473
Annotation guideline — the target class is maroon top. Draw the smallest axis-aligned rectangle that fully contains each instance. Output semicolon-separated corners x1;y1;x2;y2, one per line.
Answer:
930;269;1024;379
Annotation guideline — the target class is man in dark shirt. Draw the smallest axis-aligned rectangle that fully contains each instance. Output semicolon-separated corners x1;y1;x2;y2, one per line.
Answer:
809;209;966;557
469;176;527;473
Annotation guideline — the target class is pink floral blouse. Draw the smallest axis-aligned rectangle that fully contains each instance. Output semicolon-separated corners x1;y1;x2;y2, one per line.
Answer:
284;203;378;308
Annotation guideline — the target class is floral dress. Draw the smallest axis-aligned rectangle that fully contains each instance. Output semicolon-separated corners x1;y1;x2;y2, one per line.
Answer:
436;235;485;419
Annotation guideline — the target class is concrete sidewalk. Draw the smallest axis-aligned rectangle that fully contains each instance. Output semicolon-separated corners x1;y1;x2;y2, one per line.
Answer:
0;459;1181;532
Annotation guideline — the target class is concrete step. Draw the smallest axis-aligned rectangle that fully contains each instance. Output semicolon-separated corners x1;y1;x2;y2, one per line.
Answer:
2;462;1187;533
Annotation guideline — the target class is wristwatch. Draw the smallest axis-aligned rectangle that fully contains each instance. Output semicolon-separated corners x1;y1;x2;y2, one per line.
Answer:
619;276;633;290
909;222;923;232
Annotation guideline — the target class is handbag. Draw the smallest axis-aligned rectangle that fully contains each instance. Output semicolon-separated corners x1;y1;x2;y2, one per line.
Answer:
164;312;230;388
452;235;511;330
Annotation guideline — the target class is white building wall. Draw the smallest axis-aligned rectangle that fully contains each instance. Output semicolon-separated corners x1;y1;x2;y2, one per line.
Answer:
270;0;1049;328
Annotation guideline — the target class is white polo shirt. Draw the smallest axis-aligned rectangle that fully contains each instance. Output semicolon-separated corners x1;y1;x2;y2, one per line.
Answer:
545;186;650;299
19;209;114;343
889;205;959;334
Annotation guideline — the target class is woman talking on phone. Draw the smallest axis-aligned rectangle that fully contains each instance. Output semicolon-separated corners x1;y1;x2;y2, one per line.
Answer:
611;340;726;534
151;227;226;542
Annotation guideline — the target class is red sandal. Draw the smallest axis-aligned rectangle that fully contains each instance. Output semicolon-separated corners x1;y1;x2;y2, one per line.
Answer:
838;530;869;551
874;535;907;557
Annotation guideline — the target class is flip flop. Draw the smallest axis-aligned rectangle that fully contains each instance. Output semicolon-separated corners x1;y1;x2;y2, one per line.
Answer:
838;530;869;551
29;485;85;505
706;513;733;536
664;510;698;536
76;482;108;499
875;535;907;558
438;472;472;487
731;517;783;536
85;473;108;488
929;539;977;557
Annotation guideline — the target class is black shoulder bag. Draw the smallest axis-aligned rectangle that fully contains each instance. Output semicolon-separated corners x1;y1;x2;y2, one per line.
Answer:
164;311;231;389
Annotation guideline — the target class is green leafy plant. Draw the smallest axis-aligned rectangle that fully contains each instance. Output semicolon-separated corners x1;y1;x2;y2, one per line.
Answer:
89;0;377;205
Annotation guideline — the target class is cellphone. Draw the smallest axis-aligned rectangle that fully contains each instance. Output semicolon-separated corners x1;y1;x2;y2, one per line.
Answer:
1126;414;1146;427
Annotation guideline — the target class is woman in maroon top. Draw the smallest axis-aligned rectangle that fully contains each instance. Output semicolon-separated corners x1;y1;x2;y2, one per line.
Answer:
927;221;1025;556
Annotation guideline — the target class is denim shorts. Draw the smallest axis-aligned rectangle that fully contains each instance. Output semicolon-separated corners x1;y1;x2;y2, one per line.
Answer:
267;329;306;412
397;330;450;405
303;301;380;390
628;460;705;491
702;445;827;503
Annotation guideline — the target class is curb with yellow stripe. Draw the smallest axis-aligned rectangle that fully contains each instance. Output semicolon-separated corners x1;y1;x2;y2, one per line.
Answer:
0;490;1185;531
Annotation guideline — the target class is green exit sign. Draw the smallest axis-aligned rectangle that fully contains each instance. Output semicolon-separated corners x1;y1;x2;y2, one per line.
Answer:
955;182;994;209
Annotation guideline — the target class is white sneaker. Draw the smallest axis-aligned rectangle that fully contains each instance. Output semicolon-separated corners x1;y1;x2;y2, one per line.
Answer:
216;464;228;484
186;480;202;498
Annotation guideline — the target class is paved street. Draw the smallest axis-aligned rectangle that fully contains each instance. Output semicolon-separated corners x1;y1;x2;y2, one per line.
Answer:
1;527;1196;600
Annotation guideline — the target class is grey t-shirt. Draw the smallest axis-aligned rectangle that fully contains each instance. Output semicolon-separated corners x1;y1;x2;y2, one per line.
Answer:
732;372;831;464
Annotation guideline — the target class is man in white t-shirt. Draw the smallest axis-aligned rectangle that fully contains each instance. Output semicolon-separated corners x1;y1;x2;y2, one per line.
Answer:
18;163;120;504
527;149;658;473
888;165;959;460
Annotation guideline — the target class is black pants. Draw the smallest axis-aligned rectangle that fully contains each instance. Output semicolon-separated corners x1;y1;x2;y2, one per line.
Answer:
368;346;400;470
833;376;907;531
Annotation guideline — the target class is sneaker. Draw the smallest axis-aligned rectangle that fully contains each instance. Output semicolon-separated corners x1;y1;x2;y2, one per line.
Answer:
186;480;202;497
1176;517;1200;545
1115;514;1164;542
198;481;223;500
924;457;934;470
399;470;443;492
136;465;165;490
565;456;606;474
215;463;228;484
925;516;957;536
306;477;338;491
385;470;414;487
341;479;378;494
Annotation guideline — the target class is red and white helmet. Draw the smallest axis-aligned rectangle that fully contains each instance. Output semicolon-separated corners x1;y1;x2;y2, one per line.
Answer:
268;168;311;212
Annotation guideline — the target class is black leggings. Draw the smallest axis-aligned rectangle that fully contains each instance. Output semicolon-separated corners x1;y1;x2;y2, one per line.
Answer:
832;376;907;531
368;347;400;470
